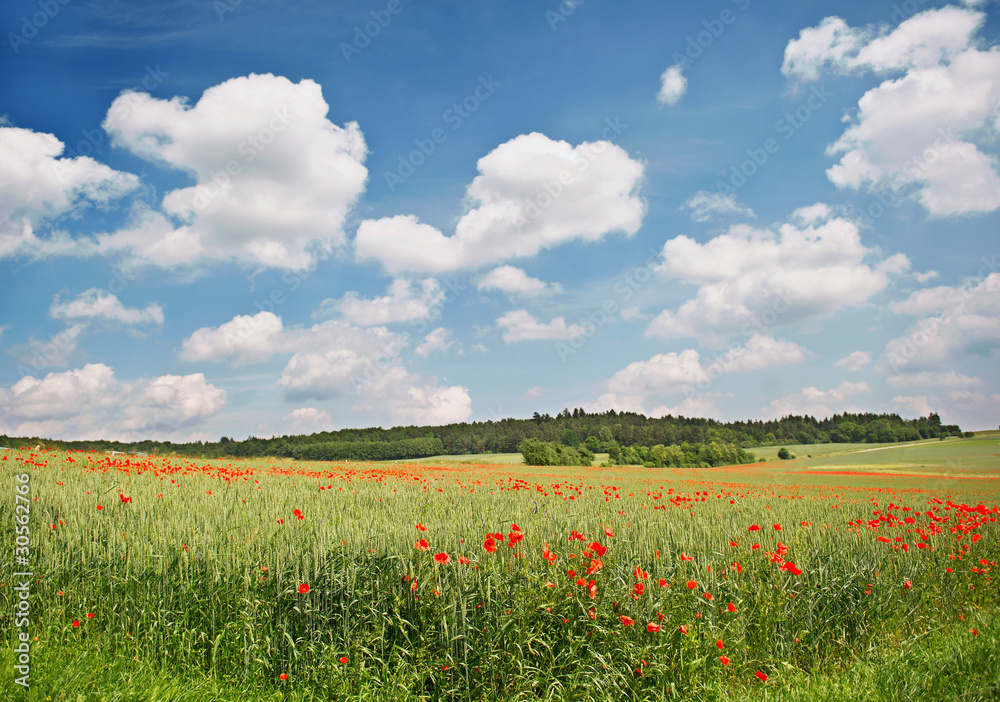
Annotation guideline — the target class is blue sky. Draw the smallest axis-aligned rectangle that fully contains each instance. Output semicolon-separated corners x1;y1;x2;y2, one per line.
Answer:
1;0;998;441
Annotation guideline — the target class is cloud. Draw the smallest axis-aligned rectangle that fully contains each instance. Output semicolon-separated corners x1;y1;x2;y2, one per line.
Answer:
415;327;455;357
319;278;444;326
761;380;871;419
180;311;287;367
646;215;909;346
649;392;728;421
586;335;806;415
719;335;808;373
477;265;559;295
523;386;544;401
785;8;1000;216
790;202;832;225
886;370;981;388
0;363;226;440
180;312;471;425
281;407;335;435
590;350;710;413
355;131;644;273
657;64;687;106
890;394;935;417
833;350;871;372
99;73;368;269
496;310;587;342
49;289;164;326
883;272;1000;371
0;126;139;260
681;191;755;222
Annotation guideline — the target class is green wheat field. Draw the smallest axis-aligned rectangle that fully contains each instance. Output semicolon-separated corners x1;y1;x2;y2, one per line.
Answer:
2;434;998;701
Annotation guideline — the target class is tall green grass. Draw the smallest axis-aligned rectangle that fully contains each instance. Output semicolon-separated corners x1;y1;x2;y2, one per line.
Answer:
1;450;997;700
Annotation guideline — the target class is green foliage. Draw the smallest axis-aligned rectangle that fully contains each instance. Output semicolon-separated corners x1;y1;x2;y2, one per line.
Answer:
0;411;964;462
777;447;791;460
519;438;593;466
292;438;444;461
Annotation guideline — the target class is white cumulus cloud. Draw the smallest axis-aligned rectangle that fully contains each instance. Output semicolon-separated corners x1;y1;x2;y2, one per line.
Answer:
0;126;139;260
355;131;644;273
477;266;558;295
180;312;471;425
496;310;587;342
834;350;871;372
682;191;755;222
647;215;908;346
762;380;871;419
0;363;226;441
100;73;368;269
49;289;164;326
657;64;687;106
785;8;1000;216
322;278;444;326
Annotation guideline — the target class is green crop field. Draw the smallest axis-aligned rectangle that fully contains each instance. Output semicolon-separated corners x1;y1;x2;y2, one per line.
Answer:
1;437;998;701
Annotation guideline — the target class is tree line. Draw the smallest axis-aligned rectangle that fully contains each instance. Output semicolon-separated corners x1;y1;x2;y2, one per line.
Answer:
0;410;968;461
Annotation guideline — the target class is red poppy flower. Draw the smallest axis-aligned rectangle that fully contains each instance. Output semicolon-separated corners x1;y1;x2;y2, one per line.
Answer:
620;616;635;627
119;494;132;503
647;623;660;633
339;656;349;664
904;580;912;589
416;523;427;531
604;527;614;538
434;552;451;565
633;582;644;597
727;602;737;613
96;505;103;510
415;539;429;551
755;671;768;682
748;524;760;532
679;625;688;635
279;673;288;680
72;620;80;628
483;538;497;553
658;578;668;587
298;583;310;594
720;655;730;666
773;523;782;531
680;552;693;561
87;613;95;619
704;592;713;601
716;639;724;649
686;580;697;589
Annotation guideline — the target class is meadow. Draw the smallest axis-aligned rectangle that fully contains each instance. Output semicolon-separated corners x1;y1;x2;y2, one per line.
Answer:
1;435;998;701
